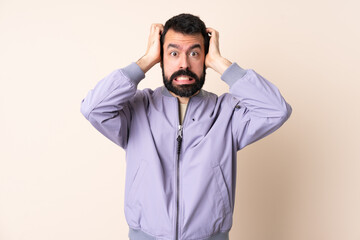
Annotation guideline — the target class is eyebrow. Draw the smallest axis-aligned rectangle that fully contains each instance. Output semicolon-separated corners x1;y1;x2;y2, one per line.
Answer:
167;43;202;50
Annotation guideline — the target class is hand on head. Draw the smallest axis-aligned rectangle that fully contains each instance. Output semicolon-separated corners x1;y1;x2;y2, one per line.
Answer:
137;23;163;73
205;28;232;75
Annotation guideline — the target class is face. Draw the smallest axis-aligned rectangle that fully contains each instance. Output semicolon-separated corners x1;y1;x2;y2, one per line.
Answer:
162;29;206;97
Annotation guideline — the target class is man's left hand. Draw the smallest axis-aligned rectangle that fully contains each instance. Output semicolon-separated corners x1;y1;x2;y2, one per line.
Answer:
205;28;232;75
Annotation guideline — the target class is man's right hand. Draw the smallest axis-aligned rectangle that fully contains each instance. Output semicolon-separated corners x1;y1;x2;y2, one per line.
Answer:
136;23;164;74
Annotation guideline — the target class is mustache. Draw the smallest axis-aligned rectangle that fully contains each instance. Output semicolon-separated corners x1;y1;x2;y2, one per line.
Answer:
169;69;199;83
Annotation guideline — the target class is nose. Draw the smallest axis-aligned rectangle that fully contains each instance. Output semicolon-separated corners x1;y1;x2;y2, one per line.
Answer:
179;54;190;70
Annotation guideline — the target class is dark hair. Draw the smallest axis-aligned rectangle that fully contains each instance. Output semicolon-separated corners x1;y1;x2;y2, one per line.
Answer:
160;13;210;61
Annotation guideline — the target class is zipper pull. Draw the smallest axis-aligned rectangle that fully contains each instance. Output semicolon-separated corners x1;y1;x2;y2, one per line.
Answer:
177;125;183;155
177;125;183;141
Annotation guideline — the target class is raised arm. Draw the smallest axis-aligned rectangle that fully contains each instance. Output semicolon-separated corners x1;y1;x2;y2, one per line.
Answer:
206;27;292;150
80;24;163;148
80;63;145;148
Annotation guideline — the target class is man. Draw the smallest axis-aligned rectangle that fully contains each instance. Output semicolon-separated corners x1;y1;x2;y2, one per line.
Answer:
81;13;291;240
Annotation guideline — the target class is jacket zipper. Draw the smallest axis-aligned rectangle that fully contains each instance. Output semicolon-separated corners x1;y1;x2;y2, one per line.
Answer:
175;124;183;240
175;97;191;240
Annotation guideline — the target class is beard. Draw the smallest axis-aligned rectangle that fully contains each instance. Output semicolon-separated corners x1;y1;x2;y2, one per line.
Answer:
162;66;206;97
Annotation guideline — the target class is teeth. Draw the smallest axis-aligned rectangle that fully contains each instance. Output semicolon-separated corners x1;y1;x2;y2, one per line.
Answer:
177;76;190;80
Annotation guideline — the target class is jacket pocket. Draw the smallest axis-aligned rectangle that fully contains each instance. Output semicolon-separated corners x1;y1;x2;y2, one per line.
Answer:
127;160;148;205
213;165;232;215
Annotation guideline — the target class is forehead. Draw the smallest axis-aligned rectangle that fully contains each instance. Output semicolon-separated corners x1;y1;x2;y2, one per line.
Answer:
164;29;204;49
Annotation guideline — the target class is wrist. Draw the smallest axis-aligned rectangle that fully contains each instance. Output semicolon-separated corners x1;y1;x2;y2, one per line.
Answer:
136;55;158;74
208;56;232;75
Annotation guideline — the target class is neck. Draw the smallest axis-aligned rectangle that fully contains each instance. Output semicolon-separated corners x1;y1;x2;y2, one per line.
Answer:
169;90;201;104
169;92;190;104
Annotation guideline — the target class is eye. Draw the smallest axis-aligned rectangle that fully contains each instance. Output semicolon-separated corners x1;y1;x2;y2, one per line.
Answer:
170;51;178;57
189;51;198;57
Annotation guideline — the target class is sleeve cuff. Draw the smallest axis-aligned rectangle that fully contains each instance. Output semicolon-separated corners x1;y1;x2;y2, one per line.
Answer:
121;62;146;86
221;62;247;87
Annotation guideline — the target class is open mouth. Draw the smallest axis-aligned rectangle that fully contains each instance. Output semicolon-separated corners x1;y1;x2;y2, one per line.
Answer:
173;75;195;85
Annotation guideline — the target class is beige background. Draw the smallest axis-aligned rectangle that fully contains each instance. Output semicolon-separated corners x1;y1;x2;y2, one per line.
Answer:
1;0;359;239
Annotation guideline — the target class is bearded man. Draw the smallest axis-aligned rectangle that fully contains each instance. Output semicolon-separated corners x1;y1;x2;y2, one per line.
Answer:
81;13;292;240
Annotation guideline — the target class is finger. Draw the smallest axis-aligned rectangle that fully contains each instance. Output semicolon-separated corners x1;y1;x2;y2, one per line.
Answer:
151;23;162;29
206;27;217;36
158;24;164;33
206;27;215;32
150;24;163;34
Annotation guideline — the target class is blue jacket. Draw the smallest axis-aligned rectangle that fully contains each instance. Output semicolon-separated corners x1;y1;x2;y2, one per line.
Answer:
81;62;292;240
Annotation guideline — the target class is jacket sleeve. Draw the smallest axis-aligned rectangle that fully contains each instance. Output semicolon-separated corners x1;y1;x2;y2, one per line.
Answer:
221;63;292;151
80;63;145;148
